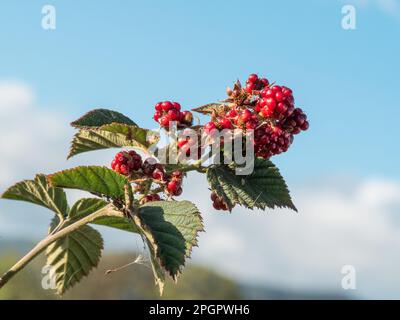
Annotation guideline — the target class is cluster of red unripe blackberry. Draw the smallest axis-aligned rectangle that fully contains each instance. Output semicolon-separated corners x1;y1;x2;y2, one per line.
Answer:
153;101;193;129
204;73;309;159
111;150;184;203
210;192;230;211
112;73;308;211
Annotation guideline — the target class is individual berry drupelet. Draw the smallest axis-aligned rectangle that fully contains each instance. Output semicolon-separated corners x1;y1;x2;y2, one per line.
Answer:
177;134;203;159
166;170;184;196
280;108;309;134
256;85;295;121
244;73;270;94
111;150;142;176
141;158;157;176
141;158;167;182
140;194;161;204
210;192;230;211
204;121;217;134
254;124;293;159
203;73;309;161
153;101;193;129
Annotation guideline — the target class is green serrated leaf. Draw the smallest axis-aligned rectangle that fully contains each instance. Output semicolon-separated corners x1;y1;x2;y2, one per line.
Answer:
191;103;224;115
207;158;297;211
69;198;110;220
1;174;68;219
71;109;137;128
46;217;103;295
68;124;155;159
134;200;203;282
48;166;128;199
69;197;138;232
141;200;203;258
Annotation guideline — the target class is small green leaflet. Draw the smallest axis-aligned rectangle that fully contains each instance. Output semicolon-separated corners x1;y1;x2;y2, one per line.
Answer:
68;124;154;159
48;166;128;199
71;109;137;128
191;103;225;115
207;158;297;211
1;174;68;220
46;217;103;295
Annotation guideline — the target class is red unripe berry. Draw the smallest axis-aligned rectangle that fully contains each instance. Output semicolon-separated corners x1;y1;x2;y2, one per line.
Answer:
142;158;156;175
153;194;161;201
204;121;217;134
247;74;258;83
177;137;189;149
276;102;287;115
219;118;233;129
167;109;181;121
171;170;183;180
261;89;274;99
239;109;252;123
246;120;258;130
245;83;255;93
261;106;273;118
155;102;163;111
260;78;269;88
161;101;174;111
120;165;128;175
153;110;162;122
152;168;165;181
167;180;178;193
275;91;284;102
172;102;181;111
265;97;277;109
140;193;162;204
213;202;221;210
226;109;238;119
174;187;183;196
282;86;293;97
301;121;309;131
271;85;281;92
160;116;170;127
111;150;142;175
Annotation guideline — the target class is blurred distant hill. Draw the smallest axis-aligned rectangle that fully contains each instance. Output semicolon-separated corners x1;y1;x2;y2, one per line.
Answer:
0;240;350;300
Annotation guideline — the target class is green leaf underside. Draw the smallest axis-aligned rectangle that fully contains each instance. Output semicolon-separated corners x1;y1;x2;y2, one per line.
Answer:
191;103;224;115
137;200;204;282
68;124;152;159
48;166;128;199
1;174;68;219
46;218;103;295
69;198;109;220
71;109;137;128
207;158;297;211
92;215;138;232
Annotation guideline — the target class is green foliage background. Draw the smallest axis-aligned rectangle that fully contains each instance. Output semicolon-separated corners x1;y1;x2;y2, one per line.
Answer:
0;251;241;300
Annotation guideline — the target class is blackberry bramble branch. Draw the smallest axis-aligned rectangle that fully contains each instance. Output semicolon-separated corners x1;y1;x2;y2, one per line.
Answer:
0;73;308;295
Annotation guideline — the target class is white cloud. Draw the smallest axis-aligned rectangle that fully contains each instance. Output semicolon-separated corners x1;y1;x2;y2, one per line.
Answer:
184;173;400;299
340;0;400;18
0;81;141;250
0;81;117;189
0;81;34;115
0;81;70;188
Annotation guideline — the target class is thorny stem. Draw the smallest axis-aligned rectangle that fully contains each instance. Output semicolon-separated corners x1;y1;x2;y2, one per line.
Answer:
0;204;121;290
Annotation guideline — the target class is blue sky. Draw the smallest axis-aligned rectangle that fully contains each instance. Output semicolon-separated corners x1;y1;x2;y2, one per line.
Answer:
1;0;399;182
1;0;400;298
